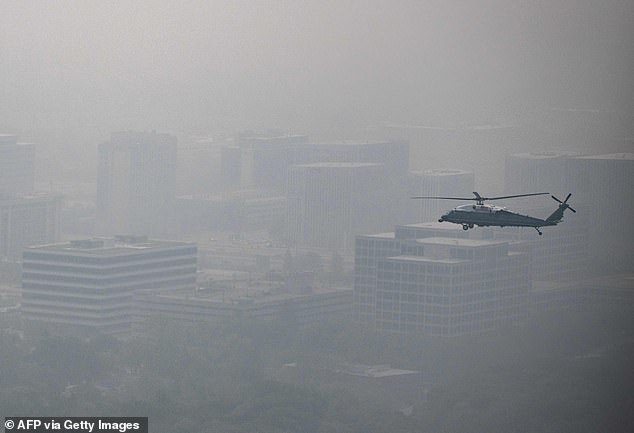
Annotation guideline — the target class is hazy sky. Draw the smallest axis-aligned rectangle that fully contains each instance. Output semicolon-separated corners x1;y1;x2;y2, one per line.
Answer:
1;0;632;137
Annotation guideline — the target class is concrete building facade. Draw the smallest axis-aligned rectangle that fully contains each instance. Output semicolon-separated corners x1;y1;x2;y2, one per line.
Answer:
374;238;530;336
354;223;531;336
21;236;197;334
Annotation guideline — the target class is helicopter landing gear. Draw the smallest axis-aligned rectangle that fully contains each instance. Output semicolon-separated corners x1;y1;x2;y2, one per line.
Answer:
462;224;469;231
535;227;543;236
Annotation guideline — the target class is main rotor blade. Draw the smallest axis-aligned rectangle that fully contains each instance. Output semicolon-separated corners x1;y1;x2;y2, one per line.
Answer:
411;196;477;200
483;192;550;201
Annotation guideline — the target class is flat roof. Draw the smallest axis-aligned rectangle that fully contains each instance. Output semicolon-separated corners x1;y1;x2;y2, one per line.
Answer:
28;238;195;255
410;168;472;176
508;151;580;160
415;237;509;248
358;232;396;239
311;140;404;146
294;162;383;169
386;255;469;265
573;153;634;161
397;222;464;231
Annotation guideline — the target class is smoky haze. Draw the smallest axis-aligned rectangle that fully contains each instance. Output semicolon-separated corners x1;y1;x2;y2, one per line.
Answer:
1;0;632;138
1;2;634;433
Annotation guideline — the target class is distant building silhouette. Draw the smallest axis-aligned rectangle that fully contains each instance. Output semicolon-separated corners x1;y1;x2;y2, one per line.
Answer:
96;131;177;237
0;193;61;261
504;151;579;195
0;134;35;195
407;169;474;223
177;189;286;234
504;151;632;272
565;153;634;271
235;131;409;193
287;162;387;250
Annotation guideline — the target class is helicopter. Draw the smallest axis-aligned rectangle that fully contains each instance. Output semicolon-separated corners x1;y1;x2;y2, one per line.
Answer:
411;192;576;235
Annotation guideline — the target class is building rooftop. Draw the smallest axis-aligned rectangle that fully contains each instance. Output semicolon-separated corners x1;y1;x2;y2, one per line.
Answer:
311;139;404;146
358;232;396;240
508;151;580;160
410;168;473;176
27;236;194;256
573;153;634;161
387;255;469;265
294;162;383;169
0;192;62;203
145;283;352;306
415;237;509;248
335;364;419;378
398;222;464;231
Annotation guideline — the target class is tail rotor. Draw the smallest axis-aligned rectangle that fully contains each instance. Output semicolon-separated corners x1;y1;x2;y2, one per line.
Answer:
551;193;576;213
546;193;576;223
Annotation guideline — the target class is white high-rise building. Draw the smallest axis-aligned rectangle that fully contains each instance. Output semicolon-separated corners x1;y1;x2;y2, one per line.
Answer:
374;238;530;337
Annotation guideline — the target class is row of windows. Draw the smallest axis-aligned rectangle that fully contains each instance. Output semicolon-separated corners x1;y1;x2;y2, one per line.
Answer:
22;266;196;286
22;257;196;275
24;246;197;265
22;276;196;294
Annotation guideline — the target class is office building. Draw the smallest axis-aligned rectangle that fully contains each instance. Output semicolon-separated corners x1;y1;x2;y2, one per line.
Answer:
135;283;352;328
21;236;197;334
96;131;177;237
0;193;61;261
353;232;402;324
177;189;286;234
287;162;387;250
236;132;409;193
374;238;530;336
354;223;469;325
0;134;35;195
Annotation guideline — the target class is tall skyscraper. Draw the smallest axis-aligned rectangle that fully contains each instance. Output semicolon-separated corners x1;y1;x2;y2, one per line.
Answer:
96;131;177;237
0;134;35;195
